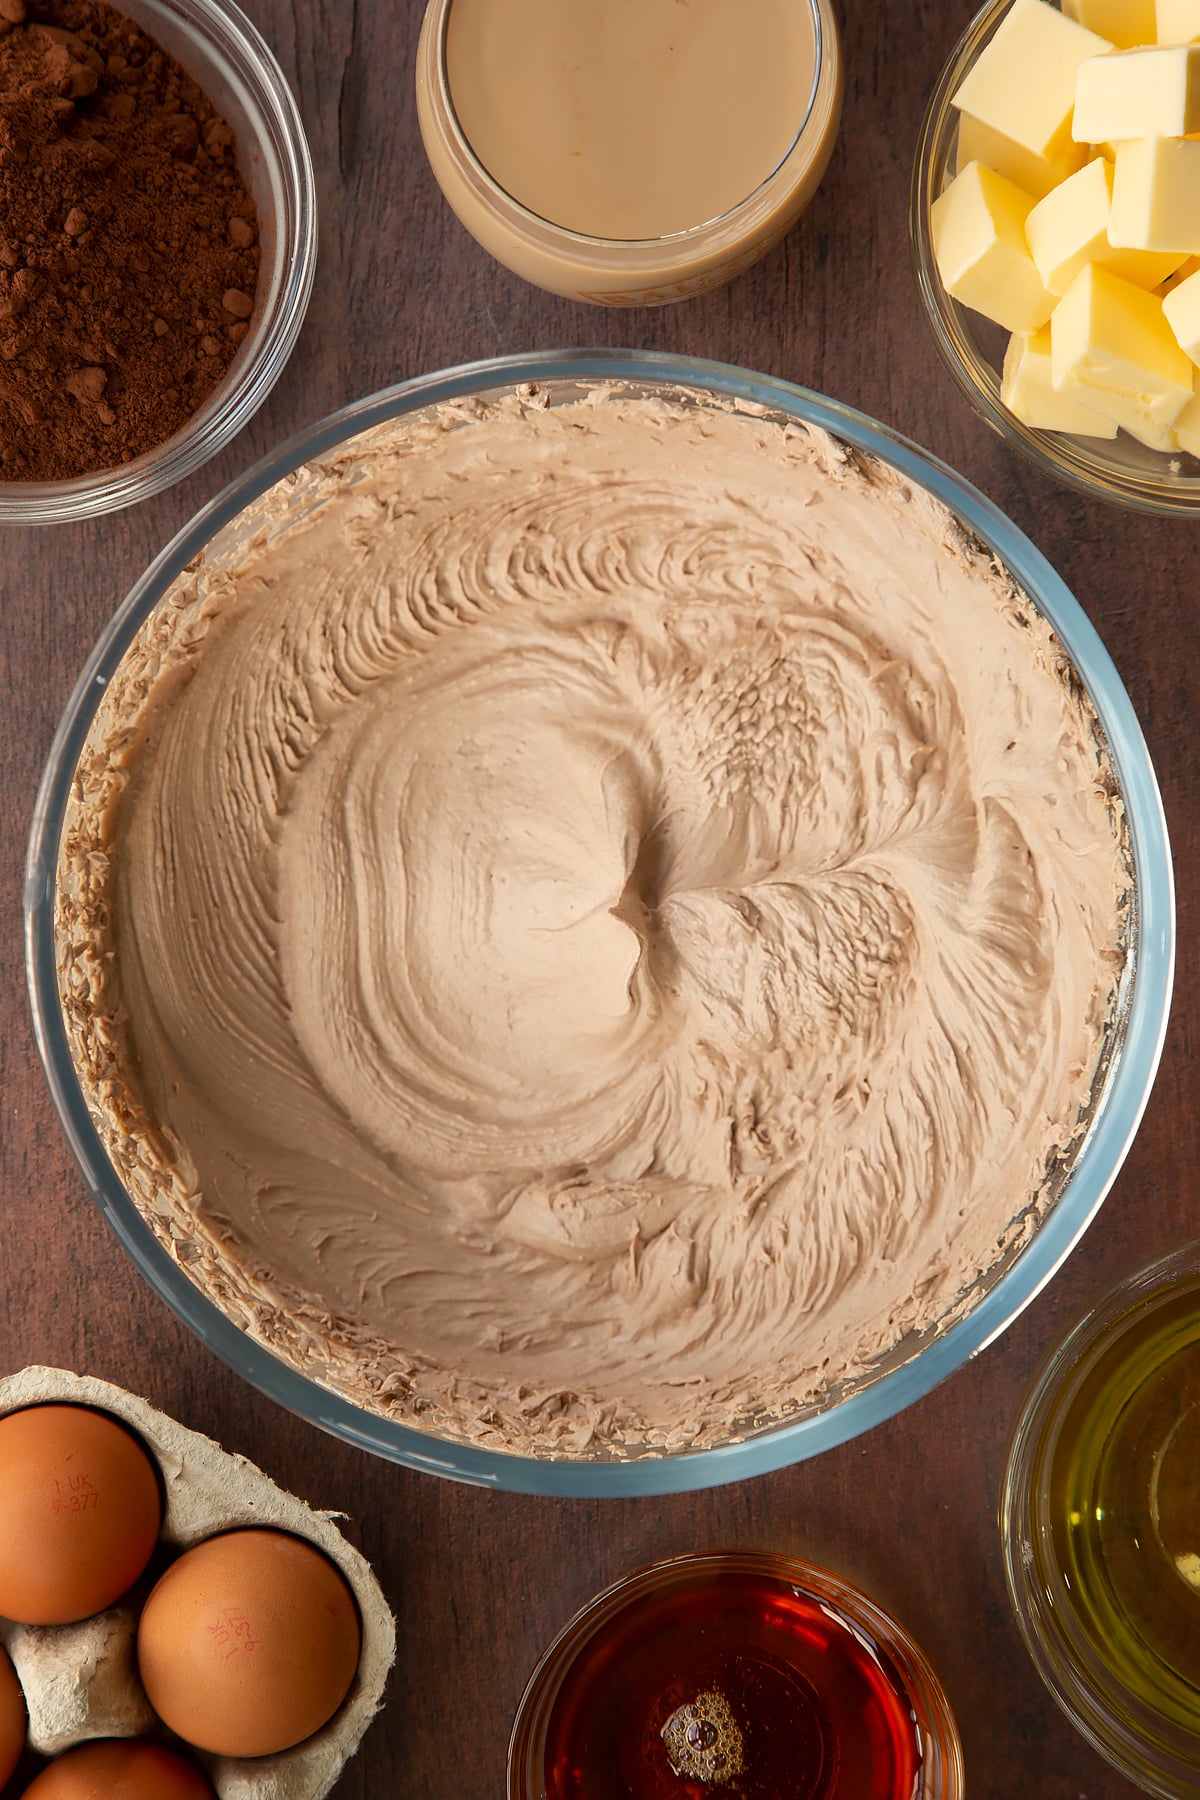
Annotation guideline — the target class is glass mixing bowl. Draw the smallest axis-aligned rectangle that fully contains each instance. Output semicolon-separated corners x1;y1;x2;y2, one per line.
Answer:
911;0;1200;516
25;349;1174;1495
0;0;317;526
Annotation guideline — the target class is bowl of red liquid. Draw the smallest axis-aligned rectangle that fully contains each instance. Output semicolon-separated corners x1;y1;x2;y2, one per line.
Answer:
507;1549;963;1799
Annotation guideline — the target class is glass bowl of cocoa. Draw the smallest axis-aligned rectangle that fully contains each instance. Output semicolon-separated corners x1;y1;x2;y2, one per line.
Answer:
0;0;316;523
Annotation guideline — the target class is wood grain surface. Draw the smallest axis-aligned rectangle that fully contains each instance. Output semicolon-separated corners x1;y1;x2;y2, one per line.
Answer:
2;1;1195;1795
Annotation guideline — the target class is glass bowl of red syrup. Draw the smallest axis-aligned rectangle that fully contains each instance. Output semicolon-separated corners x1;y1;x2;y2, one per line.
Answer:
507;1549;963;1799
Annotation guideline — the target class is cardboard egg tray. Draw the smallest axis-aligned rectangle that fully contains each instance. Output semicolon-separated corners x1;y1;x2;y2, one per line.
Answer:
0;1366;395;1799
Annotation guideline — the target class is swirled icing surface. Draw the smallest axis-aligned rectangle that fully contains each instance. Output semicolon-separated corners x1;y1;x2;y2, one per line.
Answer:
62;386;1129;1453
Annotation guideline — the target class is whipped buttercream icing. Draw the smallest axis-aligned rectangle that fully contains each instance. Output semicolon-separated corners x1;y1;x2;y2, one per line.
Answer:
58;384;1130;1455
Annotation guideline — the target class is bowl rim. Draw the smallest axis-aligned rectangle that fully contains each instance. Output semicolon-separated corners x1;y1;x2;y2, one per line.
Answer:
999;1241;1200;1795
910;0;1200;517
505;1548;965;1798
24;347;1176;1496
0;0;317;526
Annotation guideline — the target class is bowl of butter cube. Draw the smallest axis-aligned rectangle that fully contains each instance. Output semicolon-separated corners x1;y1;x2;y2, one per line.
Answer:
912;0;1200;512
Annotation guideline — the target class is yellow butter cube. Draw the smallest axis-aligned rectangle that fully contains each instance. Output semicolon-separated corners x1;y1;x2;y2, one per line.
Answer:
1110;136;1200;251
1073;44;1200;139
932;161;1056;331
1025;157;1185;292
1157;0;1200;44
956;112;1086;198
1065;0;1156;48
1163;266;1200;360
953;0;1112;162
1002;326;1120;431
1051;261;1195;441
1173;390;1200;452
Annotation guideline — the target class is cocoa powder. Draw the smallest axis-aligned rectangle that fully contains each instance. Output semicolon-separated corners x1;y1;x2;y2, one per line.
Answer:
0;0;261;484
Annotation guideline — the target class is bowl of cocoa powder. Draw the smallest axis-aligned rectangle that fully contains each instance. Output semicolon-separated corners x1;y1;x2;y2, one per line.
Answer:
0;0;316;522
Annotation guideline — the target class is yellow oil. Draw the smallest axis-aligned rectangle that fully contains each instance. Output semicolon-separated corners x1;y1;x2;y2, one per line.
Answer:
1049;1281;1200;1731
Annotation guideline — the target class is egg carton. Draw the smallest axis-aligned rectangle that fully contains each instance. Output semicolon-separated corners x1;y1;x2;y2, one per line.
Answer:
0;1367;395;1800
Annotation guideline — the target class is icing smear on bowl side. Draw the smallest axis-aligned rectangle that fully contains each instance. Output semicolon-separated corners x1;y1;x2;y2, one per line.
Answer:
55;384;1131;1458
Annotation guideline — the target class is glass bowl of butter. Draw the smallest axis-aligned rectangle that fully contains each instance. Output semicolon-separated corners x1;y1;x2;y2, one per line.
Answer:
912;0;1200;514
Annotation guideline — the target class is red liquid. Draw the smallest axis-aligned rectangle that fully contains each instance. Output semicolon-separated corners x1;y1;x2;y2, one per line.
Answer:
542;1565;923;1799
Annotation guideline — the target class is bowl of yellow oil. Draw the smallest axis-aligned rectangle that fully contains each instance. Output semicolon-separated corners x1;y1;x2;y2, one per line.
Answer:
1002;1242;1200;1798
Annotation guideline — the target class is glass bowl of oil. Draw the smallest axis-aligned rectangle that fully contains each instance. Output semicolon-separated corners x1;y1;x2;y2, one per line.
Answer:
1001;1242;1200;1797
507;1549;964;1799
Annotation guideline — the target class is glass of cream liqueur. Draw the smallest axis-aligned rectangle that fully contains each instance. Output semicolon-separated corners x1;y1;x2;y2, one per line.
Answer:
416;0;842;303
507;1552;964;1799
1003;1243;1200;1799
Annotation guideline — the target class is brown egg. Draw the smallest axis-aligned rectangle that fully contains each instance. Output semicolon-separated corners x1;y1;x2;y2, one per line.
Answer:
0;1644;25;1789
136;1529;361;1757
0;1405;162;1625
20;1740;215;1799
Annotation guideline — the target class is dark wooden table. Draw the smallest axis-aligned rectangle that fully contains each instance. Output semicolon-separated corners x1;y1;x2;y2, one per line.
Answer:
3;2;1196;1794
